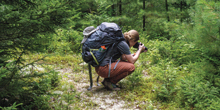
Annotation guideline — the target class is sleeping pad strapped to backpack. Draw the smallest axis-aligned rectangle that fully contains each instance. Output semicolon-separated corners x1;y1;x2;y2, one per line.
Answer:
81;22;125;90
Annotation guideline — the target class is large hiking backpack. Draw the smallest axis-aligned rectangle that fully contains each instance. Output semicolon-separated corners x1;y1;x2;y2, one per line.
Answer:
81;22;125;90
82;22;125;67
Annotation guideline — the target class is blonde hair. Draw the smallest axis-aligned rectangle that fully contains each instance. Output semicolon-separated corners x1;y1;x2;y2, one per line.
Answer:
123;30;139;42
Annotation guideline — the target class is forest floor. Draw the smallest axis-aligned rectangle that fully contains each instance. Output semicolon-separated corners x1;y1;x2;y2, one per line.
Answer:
55;66;142;110
34;54;159;109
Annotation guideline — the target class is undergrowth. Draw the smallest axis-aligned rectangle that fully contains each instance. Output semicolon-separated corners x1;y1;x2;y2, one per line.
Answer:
2;38;219;109
117;37;219;109
38;36;220;110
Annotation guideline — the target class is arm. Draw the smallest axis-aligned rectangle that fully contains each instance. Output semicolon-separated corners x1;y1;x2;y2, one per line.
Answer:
121;54;127;61
121;53;136;61
124;44;145;64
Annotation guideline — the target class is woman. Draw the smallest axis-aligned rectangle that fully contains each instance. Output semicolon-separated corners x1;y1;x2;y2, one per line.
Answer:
95;30;146;90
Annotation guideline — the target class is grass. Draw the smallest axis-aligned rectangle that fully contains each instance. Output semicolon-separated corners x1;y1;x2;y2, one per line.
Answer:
18;37;220;109
27;47;169;109
26;52;159;109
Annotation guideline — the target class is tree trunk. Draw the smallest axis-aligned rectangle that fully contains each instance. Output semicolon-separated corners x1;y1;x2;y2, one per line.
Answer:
112;4;115;16
143;0;146;31
165;0;169;21
180;0;183;22
119;0;122;16
119;0;122;26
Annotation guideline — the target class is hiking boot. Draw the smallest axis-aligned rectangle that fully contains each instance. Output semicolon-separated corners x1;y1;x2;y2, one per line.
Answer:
105;81;120;91
110;83;121;91
101;78;109;89
102;78;120;91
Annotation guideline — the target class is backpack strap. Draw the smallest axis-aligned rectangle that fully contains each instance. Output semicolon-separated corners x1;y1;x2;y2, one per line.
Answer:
107;43;116;77
114;59;120;70
108;57;120;77
107;42;121;77
108;57;112;78
89;49;99;65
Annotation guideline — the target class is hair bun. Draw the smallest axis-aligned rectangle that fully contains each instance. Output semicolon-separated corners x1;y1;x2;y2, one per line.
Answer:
123;30;139;42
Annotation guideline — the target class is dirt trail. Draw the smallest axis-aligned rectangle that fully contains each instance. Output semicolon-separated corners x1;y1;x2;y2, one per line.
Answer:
56;68;140;110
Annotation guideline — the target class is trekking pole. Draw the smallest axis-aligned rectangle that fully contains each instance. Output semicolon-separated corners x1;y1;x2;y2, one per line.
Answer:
88;63;93;90
97;76;100;86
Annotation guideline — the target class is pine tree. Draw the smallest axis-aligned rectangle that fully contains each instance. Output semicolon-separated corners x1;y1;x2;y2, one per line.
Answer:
191;0;220;91
0;0;79;108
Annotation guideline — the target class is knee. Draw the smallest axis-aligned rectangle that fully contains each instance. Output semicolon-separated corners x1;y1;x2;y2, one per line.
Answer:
130;64;135;72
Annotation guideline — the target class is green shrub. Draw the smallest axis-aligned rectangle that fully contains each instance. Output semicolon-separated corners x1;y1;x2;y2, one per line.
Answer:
128;68;144;87
0;102;23;110
0;60;60;109
47;28;82;54
179;75;220;109
149;60;179;102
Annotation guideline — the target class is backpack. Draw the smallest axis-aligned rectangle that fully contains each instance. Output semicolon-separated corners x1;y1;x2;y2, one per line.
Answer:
81;22;125;66
81;22;125;90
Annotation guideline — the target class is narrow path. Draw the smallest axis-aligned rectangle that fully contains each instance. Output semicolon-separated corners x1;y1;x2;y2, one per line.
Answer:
56;67;140;110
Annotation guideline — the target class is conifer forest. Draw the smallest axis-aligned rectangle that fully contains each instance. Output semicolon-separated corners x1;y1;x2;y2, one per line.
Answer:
0;0;220;109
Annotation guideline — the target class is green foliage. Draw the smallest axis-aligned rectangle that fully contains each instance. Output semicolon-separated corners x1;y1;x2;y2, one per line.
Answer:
128;68;144;87
1;0;220;109
155;64;179;101
48;29;82;53
0;0;79;109
179;73;220;109
192;0;220;68
144;15;220;107
146;19;171;40
0;102;23;110
0;62;59;109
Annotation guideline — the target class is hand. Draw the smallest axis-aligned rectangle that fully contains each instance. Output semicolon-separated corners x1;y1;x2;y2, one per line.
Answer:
138;42;145;52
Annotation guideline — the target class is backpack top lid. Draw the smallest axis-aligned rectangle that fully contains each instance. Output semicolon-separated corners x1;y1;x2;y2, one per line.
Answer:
97;22;124;40
81;26;97;44
99;22;121;32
